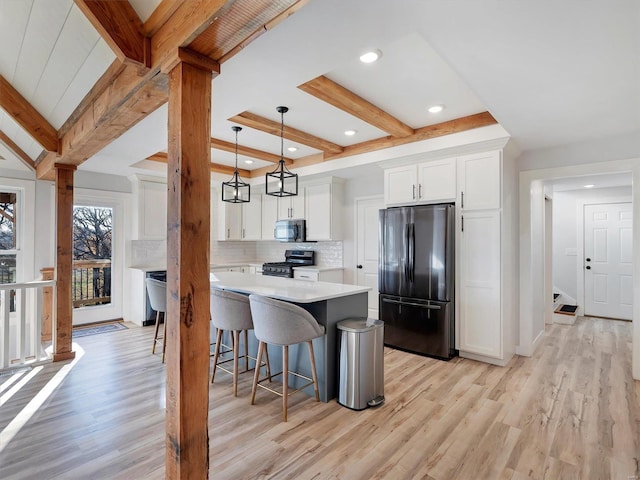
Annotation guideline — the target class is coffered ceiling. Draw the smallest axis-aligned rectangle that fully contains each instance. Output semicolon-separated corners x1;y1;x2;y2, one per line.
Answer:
0;0;637;180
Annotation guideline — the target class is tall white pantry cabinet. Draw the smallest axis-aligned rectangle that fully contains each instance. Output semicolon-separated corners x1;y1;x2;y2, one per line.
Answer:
383;145;517;366
456;149;517;366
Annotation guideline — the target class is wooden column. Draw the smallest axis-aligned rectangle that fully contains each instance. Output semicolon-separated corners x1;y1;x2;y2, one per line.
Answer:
163;49;217;479
40;267;54;342
53;164;76;362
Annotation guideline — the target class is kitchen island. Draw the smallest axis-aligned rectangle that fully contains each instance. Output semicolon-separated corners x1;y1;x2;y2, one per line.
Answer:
210;272;370;402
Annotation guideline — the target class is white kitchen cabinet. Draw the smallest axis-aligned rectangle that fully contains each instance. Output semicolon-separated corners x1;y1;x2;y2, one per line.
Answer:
458;210;502;358
134;178;167;240
458;150;501;211
293;268;344;283
384;165;417;205
456;148;516;366
241;195;262;240
261;194;278;240
216;201;242;241
417;158;457;203
277;191;305;220
384;158;456;206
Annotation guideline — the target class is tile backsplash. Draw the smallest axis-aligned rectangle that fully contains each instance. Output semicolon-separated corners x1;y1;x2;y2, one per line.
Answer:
131;239;343;267
255;241;343;267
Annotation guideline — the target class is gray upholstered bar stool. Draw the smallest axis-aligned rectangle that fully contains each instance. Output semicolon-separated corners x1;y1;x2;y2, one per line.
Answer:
145;278;167;363
248;294;325;421
210;289;270;396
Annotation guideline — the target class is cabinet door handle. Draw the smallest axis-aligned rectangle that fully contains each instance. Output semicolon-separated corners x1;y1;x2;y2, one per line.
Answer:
242;228;245;239
412;184;416;200
461;191;464;209
461;215;464;232
227;228;230;239
419;184;422;199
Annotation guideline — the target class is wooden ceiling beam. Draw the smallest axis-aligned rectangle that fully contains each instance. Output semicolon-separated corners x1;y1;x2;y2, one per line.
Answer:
74;0;150;67
324;112;497;161
142;0;182;36
229;111;344;155
150;0;228;67
247;112;497;176
210;137;292;165
299;75;414;137
0;75;58;152
0;129;35;170
147;151;251;177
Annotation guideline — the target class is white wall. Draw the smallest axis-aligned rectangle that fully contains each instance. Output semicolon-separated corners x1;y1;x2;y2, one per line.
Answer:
552;186;632;301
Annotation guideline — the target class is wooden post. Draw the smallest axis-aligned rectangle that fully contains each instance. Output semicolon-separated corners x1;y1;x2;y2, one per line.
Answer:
40;267;54;342
163;48;217;479
53;164;76;362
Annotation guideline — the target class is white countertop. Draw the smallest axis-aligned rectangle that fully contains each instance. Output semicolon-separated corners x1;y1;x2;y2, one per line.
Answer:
210;272;369;303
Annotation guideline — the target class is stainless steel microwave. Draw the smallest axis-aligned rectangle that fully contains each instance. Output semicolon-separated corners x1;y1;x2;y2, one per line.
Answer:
274;219;306;242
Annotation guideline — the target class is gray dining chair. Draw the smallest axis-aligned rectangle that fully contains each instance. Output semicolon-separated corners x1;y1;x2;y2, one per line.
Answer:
248;294;325;421
145;278;167;363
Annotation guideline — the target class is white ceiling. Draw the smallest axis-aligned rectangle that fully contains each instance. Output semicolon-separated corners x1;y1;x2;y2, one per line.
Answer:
0;0;638;179
547;172;633;193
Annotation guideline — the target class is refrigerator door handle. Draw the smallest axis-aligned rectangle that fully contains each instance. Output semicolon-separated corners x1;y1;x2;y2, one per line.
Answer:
404;224;410;281
410;223;415;282
381;298;442;309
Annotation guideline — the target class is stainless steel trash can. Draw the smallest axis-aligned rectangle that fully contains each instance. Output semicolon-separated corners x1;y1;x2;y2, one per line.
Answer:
337;318;385;410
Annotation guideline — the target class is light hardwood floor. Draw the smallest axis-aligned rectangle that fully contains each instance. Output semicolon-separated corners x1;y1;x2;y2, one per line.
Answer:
0;316;638;479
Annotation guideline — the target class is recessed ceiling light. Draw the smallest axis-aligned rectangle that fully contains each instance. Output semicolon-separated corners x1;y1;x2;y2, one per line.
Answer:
359;50;382;63
428;104;444;113
344;130;357;136
583;184;595;188
287;146;298;152
244;159;254;164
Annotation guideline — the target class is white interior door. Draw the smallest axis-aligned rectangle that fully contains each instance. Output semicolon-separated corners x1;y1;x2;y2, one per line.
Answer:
356;196;383;319
584;202;633;320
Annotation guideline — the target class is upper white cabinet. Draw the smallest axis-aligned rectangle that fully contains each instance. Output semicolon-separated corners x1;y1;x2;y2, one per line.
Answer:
133;177;167;240
384;158;456;206
216;200;242;241
241;195;262;240
305;180;343;241
261;194;278;240
458;151;501;211
278;192;305;220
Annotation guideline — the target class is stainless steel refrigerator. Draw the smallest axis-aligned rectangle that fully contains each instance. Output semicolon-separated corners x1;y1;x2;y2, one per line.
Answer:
378;203;456;359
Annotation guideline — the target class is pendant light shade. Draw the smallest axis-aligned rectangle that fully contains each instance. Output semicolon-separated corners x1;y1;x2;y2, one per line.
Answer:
222;126;250;203
265;106;298;197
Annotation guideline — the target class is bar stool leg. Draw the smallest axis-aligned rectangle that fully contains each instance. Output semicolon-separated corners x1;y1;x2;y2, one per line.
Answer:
152;311;161;354
233;330;240;397
161;312;167;363
264;346;272;381
244;330;249;372
211;328;223;383
307;341;320;402
283;345;289;422
250;341;264;405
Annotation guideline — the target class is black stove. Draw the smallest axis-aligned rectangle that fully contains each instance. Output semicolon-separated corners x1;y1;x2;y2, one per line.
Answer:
262;250;315;278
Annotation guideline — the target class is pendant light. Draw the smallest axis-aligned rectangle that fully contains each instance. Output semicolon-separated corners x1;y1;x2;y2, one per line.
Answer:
265;106;298;197
222;126;250;203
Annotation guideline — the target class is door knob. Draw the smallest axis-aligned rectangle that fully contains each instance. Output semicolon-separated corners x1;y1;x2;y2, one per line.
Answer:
586;257;591;262
357;265;363;269
586;265;591;270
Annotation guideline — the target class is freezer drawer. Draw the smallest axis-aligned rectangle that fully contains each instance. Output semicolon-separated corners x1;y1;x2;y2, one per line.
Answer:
379;294;454;359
